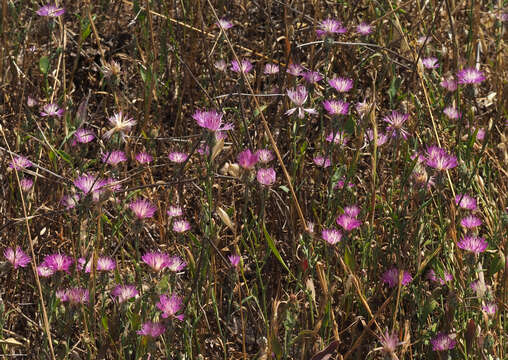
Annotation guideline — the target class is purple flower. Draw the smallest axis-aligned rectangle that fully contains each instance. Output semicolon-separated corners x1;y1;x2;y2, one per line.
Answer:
102;150;127;165
4;247;31;269
457;68;485;84
381;268;412;288
336;214;361;231
440;77;457;91
192;109;233;132
343;205;360;218
431;333;456;351
383;111;409;139
356;22;372;35
40;103;64;117
135;151;153;164
20;178;33;192
229;254;241;268
427;269;453;285
56;289;68;302
112;284;139;303
457;235;488;254
287;63;303;76
313;156;331;168
231;59;253;74
43;253;73;273
321;229;343;245
36;4;65;17
425;146;457;171
379;330;400;356
73;174;105;196
285;86;317;118
316;18;347;37
166;256;186;272
214;60;227;72
74;128;95;144
422;57;439;69
137;321;166;337
328;77;353;92
216;18;233;30
326;130;348;145
27;96;38;107
334;177;354;189
255;149;274;163
264;63;279;75
129;199;157;219
37;264;55;277
64;288;89;305
482;302;497;315
322;99;349;116
104;112;136;139
96;256;116;272
257;168;276;186
302;71;323;84
167;205;183;218
460;215;482;229
443;106;461;119
455;194;477;210
142;252;170;272
173;219;191;233
237;149;258;169
9;155;32;170
157;294;184;320
168;151;188;163
365;129;388;147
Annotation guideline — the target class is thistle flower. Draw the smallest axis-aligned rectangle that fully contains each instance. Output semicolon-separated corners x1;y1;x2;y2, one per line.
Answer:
137;321;166;337
334;177;355;189
192;109;233;132
237;149;258;169
422;57;439;69
381;268;412;288
214;60;227;72
440;77;457;91
102;150;127;165
336;214;361;231
302;71;323;84
104;112;136;139
231;59;253;74
457;68;485;84
73;174;105;196
36;4;65;17
326;131;348;145
255;149;274;163
264;63;279;75
257;168;276;186
74;128;95;144
328;77;353;92
96;256;116;272
168;152;188;163
287;63;303;76
4;247;31;269
229;254;241;268
129;199;157;219
344;205;360;218
482;302;497;315
66;287;89;305
322;99;349;116
321;229;343;245
37;264;55;277
356;22;372;35
460;215;482;229
379;330;400;357
173;219;190;233
142;252;171;272
135;151;153;164
443;106;461;119
455;194;477;210
313;156;331;168
166;256;186;272
216;18;233;30
457;235;488;253
56;289;68;302
20;178;33;192
316;18;347;37
112;284;139;303
365;129;389;147
40;103;64;117
43;253;74;273
431;333;456;351
285;86;317;119
9;155;32;170
383;111;409;139
425;146;457;171
427;269;453;285
166;206;183;218
157;294;184;320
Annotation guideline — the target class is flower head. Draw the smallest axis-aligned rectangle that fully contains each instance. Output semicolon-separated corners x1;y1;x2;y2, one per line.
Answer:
313;156;331;168
425;146;457;171
43;253;74;273
231;59;253;74
112;284;139;303
157;294;184;320
287;63;303;76
27;96;38;107
37;264;55;277
216;18;233;30
264;63;279;75
129;199;157;219
460;215;482;229
443;106;461;119
9;155;32;170
166;205;183;218
379;330;400;356
237;149;258;169
316;18;347;37
422;57;439;69
74;128;95;144
322;99;349;116
173;219;191;233
457;235;488;254
229;254;241;268
321;229;343;245
142;252;170;272
214;60;227;72
427;269;453;285
482;302;497;315
285;86;317;119
40;103;64;117
36;4;65;17
104;112;136;139
344;205;360;218
356;22;372;35
457;68;485;84
4;247;31;269
137;321;166;337
168;152;188;163
336;214;361;231
96;256;116;272
20;178;33;192
440;77;458;91
73;174;105;196
102;150;127;165
326;130;348;145
431;333;456;351
381;268;412;287
65;288;89;305
166;256;186;272
365;129;389;147
455;194;477;210
328;77;353;92
302;71;323;84
257;168;276;186
383;111;409;139
193;109;233;132
256;149;274;163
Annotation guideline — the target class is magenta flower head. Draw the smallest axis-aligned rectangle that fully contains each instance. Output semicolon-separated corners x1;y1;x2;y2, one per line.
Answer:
365;130;388;147
457;68;486;84
36;4;65;17
316;18;347;37
104;112;136;140
326;130;348;145
440;77;458;92
356;22;372;35
9;155;32;170
457;235;488;254
167;205;183;218
40;103;64;117
142;252;170;272
321;229;343;245
4;247;31;269
66;287;89;305
214;60;227;72
427;269;453;285
112;284;139;303
379;330;400;356
443;106;461;120
173;219;191;233
129;198;157;220
157;294;184;320
135;151;153;164
482;302;497;316
27;96;38;107
285;86;317;119
313;156;331;168
43;253;74;273
383;111;409;139
287;63;303;76
166;256;186;272
431;333;456;351
455;194;477;210
257;168;276;186
96;256;116;272
322;99;349;116
425;146;457;171
460;215;482;229
74;128;95;144
73;173;105;196
328;77;353;92
231;59;253;74
302;71;323;84
336;214;361;231
137;321;166;337
264;63;279;75
381;268;412;288
216;18;233;30
343;205;361;218
192;109;233;132
102;150;127;165
20;178;33;192
229;254;241;268
168;151;188;163
37;264;55;277
422;57;439;69
256;149;274;163
237;149;258;170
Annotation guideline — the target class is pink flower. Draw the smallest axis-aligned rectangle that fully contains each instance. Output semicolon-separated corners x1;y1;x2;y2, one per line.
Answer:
27;96;38;107
104;112;136;140
137;321;166;337
37;264;55;277
316;18;347;37
264;64;279;75
216;18;233;30
36;4;65;17
302;71;323;84
384;111;409;139
455;194;477;210
214;60;227;72
457;235;488;253
431;333;456;351
20;178;33;192
142;252;170;272
460;215;482;229
166;256;186;272
129;199;157;219
166;205;183;218
356;22;372;35
336;214;361;231
343;205;360;218
313;156;331;168
9;155;32;170
287;63;303;76
322;100;349;116
328;77;353;92
285;86;317;118
443;106;461;119
96;256;116;271
237;149;258;169
425;146;457;171
73;174;105;196
326;130;348;145
66;287;89;305
422;57;439;69
427;269;453;285
74;128;95;144
4;247;31;269
192;109;233;132
135;152;153;164
457;68;485;84
102;150;127;165
157;294;184;320
365;130;388;146
482;302;497;315
43;253;74;273
257;168;276;186
231;59;253;74
40;103;64;117
379;330;400;356
381;268;412;288
440;77;457;91
168;152;188;163
255;149;274;163
229;254;241;268
112;285;139;303
321;229;343;245
173;219;190;233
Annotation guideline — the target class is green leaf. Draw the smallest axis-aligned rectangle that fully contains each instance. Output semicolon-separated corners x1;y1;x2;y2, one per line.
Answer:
263;223;290;273
388;76;401;103
39;56;50;74
254;104;268;117
278;185;289;193
344;246;355;270
488;252;505;277
101;316;109;332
